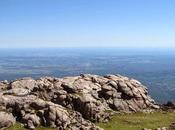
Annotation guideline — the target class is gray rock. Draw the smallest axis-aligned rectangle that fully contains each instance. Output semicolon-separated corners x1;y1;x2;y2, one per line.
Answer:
108;80;118;89
118;81;133;97
0;74;158;130
0;111;16;129
23;113;40;129
11;78;37;90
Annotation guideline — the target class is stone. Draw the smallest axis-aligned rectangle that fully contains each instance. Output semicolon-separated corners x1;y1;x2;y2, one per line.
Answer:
5;88;30;96
11;78;37;90
108;80;118;89
0;74;158;130
23;113;40;129
118;81;133;97
0;111;16;129
161;127;167;130
142;128;152;130
62;83;77;93
102;85;113;91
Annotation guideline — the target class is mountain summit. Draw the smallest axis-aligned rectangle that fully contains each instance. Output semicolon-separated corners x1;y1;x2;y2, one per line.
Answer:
0;74;159;130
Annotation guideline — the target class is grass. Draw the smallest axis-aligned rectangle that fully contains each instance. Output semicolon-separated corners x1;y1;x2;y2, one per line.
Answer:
7;112;175;130
6;123;56;130
98;111;175;130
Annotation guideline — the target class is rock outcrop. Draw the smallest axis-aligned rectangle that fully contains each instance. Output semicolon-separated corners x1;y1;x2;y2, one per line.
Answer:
0;74;159;130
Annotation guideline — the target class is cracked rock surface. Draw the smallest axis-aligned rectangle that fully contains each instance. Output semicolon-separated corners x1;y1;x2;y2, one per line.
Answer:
0;74;159;130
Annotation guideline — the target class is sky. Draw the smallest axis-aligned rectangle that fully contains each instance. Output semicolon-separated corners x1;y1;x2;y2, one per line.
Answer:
0;0;175;48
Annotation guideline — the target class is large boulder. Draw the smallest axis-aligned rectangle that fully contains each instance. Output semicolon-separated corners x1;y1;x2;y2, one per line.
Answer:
0;74;159;129
0;111;16;129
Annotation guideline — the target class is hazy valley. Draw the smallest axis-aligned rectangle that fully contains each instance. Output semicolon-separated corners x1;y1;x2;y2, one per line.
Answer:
0;48;175;103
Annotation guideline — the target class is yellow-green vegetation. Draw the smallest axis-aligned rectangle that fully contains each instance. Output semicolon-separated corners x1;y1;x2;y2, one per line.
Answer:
6;123;56;130
98;111;175;130
7;112;175;130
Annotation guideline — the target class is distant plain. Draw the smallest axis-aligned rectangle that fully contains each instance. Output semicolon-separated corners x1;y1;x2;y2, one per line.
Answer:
0;48;175;103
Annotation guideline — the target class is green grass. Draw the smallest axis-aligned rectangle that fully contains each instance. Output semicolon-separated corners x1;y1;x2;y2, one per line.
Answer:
98;112;175;130
6;123;56;130
7;112;175;130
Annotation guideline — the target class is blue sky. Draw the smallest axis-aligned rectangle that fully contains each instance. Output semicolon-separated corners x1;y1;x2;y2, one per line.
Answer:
0;0;175;48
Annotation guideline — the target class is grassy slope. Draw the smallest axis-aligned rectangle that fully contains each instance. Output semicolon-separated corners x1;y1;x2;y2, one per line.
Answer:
7;112;175;130
98;112;175;130
7;123;55;130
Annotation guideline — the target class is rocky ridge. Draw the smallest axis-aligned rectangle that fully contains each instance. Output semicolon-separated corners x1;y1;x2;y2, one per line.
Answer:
0;74;159;130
